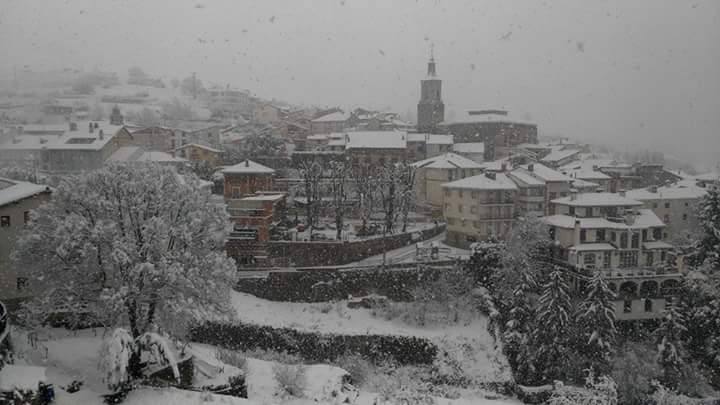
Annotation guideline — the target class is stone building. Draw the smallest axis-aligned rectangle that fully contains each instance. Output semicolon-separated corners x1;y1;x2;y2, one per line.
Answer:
544;192;681;320
0;178;51;301
439;110;537;161
416;50;445;133
172;143;223;167
442;172;518;247
310;111;350;135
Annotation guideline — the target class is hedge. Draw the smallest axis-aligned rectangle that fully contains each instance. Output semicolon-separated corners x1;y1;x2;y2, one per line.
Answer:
236;265;451;302
190;321;438;365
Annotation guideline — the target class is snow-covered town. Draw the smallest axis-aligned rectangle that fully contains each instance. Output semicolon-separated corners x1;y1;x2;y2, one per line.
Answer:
0;2;719;404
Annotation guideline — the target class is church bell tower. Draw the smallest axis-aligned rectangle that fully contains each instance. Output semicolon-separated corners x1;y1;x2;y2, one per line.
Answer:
417;46;445;133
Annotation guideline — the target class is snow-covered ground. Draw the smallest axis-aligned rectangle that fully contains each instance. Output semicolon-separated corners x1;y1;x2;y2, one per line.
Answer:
229;291;511;384
8;328;520;405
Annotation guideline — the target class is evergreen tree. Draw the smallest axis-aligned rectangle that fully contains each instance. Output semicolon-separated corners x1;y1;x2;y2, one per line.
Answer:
530;267;574;384
656;304;687;389
697;187;720;270
465;237;505;288
575;272;617;371
503;271;536;375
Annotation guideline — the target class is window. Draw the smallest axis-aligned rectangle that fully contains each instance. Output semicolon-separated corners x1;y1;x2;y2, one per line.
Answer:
580;229;587;242
619;251;638;268
603;251;611;268
23;211;30;224
459;190;464;198
623;300;632;313
661;251;667;262
663;214;670;223
471;191;479;199
596;229;605;241
652;202;658;208
646;252;654;266
569;206;575;216
653;228;662;240
642;229;647;241
470;206;477;214
644;299;653;312
631;233;639;249
611;232;617;242
682;214;688;221
458;204;464;213
16;277;28;291
0;216;9;227
685;202;689;207
664;202;670;208
583;253;596;265
447;217;456;225
620;233;628;248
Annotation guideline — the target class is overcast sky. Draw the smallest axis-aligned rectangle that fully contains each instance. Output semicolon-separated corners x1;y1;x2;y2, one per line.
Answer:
1;0;719;168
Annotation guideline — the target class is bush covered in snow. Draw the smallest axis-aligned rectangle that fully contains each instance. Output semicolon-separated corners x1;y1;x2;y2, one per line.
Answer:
273;363;306;398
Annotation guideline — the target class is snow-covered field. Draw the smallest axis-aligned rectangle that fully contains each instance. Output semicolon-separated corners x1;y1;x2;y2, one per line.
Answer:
9;328;520;405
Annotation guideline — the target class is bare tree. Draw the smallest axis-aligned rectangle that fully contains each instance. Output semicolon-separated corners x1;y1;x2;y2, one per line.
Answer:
378;163;398;235
328;159;350;240
298;159;323;238
354;165;378;235
396;162;417;233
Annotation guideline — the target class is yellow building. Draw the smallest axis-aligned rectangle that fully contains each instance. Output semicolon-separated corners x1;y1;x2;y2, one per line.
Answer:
173;143;223;167
442;172;518;247
412;152;483;210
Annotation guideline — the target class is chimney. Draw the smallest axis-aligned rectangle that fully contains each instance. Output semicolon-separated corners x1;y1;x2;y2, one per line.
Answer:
98;129;104;140
245;159;250;167
649;185;658;193
485;172;496;180
89;122;94;133
94;122;99;129
527;163;534;172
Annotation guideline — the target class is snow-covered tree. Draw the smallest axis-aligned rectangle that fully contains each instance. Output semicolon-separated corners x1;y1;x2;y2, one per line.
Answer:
656;304;687;389
465;238;505;288
328;159;350;240
395;162;416;233
547;372;618;405
502;270;535;373
15;164;237;375
531;267;574;383
576;272;617;370
696;187;720;270
377;163;399;234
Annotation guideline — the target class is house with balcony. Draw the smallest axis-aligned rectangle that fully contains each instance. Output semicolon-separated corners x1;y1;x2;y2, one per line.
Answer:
442;172;518;248
543;191;682;320
508;167;546;218
412;152;483;211
222;159;275;200
516;163;573;215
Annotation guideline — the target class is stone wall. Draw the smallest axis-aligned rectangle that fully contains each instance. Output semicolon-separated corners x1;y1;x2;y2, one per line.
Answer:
263;224;446;268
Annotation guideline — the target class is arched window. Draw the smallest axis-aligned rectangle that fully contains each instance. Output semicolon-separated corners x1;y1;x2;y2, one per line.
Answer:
644;299;653;312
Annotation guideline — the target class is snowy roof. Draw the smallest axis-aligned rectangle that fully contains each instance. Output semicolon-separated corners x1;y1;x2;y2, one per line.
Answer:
567;170;611;180
540;148;581;163
479;158;512;172
643;241;674;250
625;184;707;200
571;178;600;188
552;192;643;207
240;193;285;202
520;163;573;182
222;159;275;174
311;111;350;122
543;209;665;230
452;142;485;154
412;152;483;170
109;147;188;163
173;143;223;153
344;131;407;150
695;172;720;182
0;365;47;391
0;122;125;151
0;177;50;208
442;172;518;191
569;243;616;252
508;169;545;186
440;110;534;126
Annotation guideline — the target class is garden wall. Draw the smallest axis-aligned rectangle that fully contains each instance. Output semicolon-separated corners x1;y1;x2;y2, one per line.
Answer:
227;224;446;268
190;321;437;366
236;265;453;302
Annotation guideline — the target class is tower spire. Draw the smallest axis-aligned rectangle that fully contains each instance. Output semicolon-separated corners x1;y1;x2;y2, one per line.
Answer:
427;43;437;77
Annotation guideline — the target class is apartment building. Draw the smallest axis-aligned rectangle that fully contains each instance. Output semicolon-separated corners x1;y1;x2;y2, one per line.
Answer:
544;192;681;320
412;152;483;209
442;172;518;248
